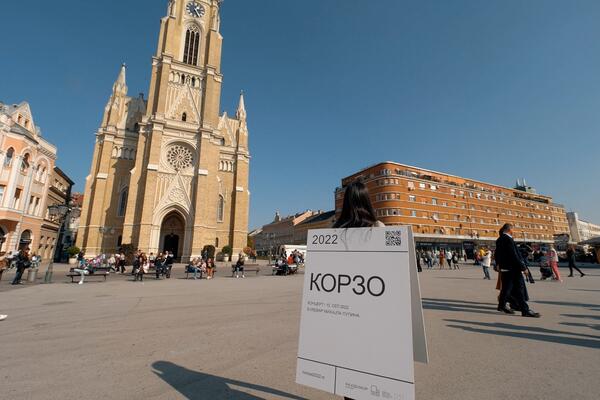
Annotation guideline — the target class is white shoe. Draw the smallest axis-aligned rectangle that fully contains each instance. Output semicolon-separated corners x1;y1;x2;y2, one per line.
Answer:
242;275;245;278
0;315;7;321
78;281;84;285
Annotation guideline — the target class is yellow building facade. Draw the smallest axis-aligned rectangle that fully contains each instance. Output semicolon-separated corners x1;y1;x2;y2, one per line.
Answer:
77;0;250;260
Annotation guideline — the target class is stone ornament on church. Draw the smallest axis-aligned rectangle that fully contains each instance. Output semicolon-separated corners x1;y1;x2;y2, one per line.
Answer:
168;187;186;203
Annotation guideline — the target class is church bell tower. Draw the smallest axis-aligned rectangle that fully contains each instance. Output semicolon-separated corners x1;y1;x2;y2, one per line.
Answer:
78;0;250;261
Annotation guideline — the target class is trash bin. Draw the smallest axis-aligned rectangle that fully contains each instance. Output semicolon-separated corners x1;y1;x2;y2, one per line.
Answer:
27;268;38;283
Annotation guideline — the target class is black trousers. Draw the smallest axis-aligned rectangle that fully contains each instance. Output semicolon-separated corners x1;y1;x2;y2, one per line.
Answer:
568;262;584;276
12;268;25;284
499;271;530;314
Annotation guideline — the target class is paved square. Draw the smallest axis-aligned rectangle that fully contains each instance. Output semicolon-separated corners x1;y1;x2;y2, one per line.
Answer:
0;264;598;399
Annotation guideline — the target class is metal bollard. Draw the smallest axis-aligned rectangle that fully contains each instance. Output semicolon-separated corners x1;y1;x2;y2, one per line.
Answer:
44;262;54;284
27;268;38;283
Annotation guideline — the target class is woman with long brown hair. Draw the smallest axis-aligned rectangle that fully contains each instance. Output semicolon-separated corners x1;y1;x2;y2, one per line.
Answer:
333;180;382;400
334;181;383;229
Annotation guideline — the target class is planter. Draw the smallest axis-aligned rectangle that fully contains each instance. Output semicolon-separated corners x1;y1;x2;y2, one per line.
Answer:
216;253;231;262
68;257;78;265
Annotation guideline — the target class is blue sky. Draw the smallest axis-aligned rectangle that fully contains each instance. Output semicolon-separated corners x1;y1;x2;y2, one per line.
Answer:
1;0;599;228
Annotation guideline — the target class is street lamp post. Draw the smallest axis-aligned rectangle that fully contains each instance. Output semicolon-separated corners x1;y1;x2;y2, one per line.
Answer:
44;203;78;284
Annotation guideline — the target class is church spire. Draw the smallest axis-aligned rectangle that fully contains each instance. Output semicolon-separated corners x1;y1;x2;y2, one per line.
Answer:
102;64;129;128
113;63;128;96
236;91;246;121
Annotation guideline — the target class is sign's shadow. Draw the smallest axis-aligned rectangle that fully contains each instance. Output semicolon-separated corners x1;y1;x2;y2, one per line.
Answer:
152;361;307;400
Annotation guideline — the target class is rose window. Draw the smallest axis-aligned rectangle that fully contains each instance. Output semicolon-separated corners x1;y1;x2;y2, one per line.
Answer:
166;145;193;171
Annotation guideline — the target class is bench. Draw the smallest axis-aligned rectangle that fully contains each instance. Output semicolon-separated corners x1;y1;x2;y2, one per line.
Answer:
185;266;204;280
66;271;109;283
232;263;260;277
272;264;298;276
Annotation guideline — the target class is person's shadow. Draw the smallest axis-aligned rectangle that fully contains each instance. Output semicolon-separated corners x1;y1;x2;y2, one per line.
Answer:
152;361;307;400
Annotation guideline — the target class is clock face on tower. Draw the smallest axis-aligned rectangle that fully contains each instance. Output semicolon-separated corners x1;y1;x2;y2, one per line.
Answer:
186;1;205;18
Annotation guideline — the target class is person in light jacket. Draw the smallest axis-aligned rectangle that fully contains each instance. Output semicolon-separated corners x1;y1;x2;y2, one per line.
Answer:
481;248;492;280
547;245;562;282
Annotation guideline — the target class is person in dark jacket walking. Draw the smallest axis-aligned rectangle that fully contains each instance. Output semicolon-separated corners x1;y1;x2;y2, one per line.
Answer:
495;224;540;318
11;248;31;285
566;246;585;277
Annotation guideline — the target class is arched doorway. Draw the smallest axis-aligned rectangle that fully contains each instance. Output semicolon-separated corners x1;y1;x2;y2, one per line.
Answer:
19;230;32;251
159;211;185;260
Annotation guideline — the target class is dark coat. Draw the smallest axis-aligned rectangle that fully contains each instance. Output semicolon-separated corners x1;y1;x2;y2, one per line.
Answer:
494;234;526;273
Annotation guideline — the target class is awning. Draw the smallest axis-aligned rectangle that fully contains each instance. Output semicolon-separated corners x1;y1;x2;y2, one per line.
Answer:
579;236;600;246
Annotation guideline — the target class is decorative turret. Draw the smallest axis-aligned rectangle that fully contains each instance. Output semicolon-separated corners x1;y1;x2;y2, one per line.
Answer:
234;91;249;151
101;64;129;128
113;63;128;96
236;91;247;122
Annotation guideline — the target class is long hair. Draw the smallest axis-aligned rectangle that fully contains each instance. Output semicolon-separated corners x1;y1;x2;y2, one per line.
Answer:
334;181;378;228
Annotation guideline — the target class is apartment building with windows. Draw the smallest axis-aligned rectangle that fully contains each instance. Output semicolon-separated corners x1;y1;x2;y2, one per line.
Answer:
567;212;600;244
0;101;72;257
252;210;325;255
335;162;569;255
44;167;74;261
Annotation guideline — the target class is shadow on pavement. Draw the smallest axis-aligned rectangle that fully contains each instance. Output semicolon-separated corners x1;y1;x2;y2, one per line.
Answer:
152;361;307;400
561;322;600;331
445;319;600;350
433;276;481;280
422;298;496;306
422;298;498;315
532;300;600;310
562;314;600;321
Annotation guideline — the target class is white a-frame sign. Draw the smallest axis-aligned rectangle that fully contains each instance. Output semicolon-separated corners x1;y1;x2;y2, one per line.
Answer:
296;226;428;400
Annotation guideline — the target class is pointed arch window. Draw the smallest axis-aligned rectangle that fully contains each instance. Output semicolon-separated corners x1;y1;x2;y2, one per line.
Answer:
183;26;201;65
182;112;187;122
4;148;14;167
21;153;30;173
117;187;128;217
217;195;225;222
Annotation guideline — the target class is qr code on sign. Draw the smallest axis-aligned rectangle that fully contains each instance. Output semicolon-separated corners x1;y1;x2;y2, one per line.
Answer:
385;230;403;246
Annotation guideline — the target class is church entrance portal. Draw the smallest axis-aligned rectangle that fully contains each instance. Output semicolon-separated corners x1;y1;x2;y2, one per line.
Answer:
160;212;185;260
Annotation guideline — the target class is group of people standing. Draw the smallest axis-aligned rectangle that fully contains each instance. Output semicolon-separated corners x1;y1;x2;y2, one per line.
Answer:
273;250;305;276
418;249;461;270
0;248;42;286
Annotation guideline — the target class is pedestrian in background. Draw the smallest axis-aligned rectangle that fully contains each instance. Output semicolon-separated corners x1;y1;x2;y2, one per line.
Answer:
0;252;8;281
452;251;460;270
547;245;562;282
481;247;492;280
11;248;31;285
439;249;446;269
566;246;585;277
425;250;433;269
446;250;453;270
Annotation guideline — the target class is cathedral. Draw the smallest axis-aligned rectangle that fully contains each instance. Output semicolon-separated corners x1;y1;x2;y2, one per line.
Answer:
77;0;250;261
